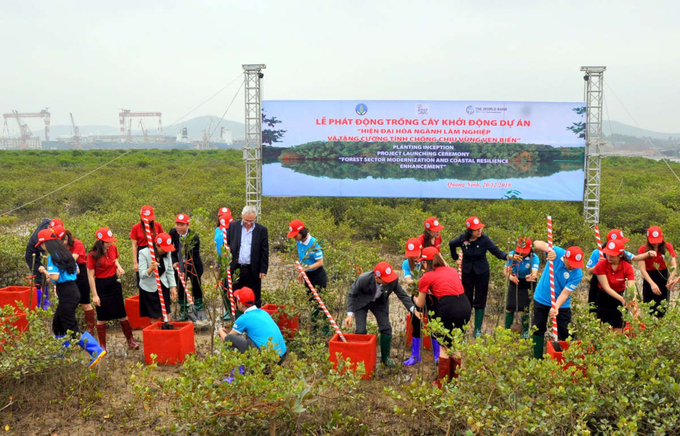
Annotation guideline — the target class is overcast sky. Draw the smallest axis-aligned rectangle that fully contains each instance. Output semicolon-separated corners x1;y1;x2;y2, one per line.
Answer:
2;1;678;133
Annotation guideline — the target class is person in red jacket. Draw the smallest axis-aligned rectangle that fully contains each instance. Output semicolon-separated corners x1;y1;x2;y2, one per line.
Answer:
130;205;164;285
638;226;677;318
594;239;635;332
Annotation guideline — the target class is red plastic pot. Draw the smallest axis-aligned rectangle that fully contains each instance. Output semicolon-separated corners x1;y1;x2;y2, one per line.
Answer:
261;304;299;339
142;321;195;365
0;286;38;312
125;295;151;330
547;340;588;378
0;308;28;352
404;313;432;350
328;333;376;380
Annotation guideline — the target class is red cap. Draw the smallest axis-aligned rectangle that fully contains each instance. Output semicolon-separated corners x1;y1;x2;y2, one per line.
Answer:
404;237;422;258
516;237;532;255
564;246;585;269
140;205;155;220
602;239;625;257
374;261;398;283
95;227;117;243
218;214;233;228
174;213;190;224
49;218;63;228
218;207;231;216
154;232;176;252
35;229;58;247
287;219;305;238
417;246;440;262
51;225;66;239
424;217;444;232
647;226;663;244
234;287;256;306
465;216;485;230
606;229;630;243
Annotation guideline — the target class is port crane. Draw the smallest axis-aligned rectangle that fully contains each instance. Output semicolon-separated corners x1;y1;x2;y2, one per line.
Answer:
69;112;82;149
118;109;162;142
1;108;51;141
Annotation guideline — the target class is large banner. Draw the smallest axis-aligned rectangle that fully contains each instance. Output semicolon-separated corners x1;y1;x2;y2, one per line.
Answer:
262;100;586;201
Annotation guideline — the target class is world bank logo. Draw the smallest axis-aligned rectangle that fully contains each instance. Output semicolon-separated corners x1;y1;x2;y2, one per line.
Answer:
355;103;368;116
466;105;475;115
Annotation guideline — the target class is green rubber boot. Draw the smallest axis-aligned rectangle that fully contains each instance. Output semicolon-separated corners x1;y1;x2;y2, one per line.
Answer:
521;314;531;339
221;286;232;321
532;334;545;359
380;334;395;367
504;311;514;329
473;308;485;338
178;300;189;322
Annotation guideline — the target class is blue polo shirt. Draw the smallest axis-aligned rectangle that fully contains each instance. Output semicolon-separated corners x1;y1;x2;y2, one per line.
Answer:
505;251;540;278
232;307;286;356
402;259;421;280
533;246;583;309
297;235;323;272
46;254;78;284
214;227;227;256
586;249;634;269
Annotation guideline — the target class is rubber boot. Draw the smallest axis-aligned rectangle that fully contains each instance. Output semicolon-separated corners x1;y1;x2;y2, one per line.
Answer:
221;285;232;321
37;286;51;310
504;312;514;329
119;320;140;350
432;338;440;364
178;300;188;322
432;356;451;388
521;314;531;339
450;356;462;379
474;308;485;338
380;334;395;367
403;337;421;366
84;309;96;336
78;332;107;368
96;323;107;351
532;334;545;359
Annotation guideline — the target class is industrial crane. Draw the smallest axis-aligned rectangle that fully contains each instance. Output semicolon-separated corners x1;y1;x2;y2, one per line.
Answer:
69;112;82;149
139;119;149;142
1;108;51;141
118;109;162;142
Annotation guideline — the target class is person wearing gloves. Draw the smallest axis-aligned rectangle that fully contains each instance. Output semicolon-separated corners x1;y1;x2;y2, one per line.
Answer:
402;238;440;366
170;213;206;323
36;229;106;368
449;216;522;337
415;247;471;387
287;219;329;334
594;239;635;332
343;262;419;367
585;229;654;316
638;226;677;318
87;227;139;351
530;241;584;359
503;237;539;339
138;232;178;323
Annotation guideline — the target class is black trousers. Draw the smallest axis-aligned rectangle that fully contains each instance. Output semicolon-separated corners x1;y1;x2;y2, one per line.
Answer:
224;334;287;365
354;298;392;336
506;278;531;312
587;275;599;314
532;301;571;341
75;265;91;305
52;281;81;337
642;269;669;318
410;294;435;339
232;264;262;308
432;294;472;347
462;270;490;310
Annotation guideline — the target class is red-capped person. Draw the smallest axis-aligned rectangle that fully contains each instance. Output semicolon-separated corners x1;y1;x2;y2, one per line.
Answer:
130;205;164;276
87;227;139;351
638;226;677;318
594;238;635;332
418;217;444;250
170;213;207;323
138;232;178;323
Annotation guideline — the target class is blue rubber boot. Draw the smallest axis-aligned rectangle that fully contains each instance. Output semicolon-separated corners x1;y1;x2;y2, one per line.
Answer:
403;337;421;366
78;332;107;368
432;338;441;364
38;286;50;310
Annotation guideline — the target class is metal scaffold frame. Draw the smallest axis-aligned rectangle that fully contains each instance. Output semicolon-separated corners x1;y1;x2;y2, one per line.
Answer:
581;66;606;226
243;64;266;216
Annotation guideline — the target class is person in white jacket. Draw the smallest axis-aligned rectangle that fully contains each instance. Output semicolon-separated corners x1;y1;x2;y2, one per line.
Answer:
138;232;178;322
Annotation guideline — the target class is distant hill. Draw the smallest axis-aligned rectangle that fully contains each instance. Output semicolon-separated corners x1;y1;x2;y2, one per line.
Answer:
30;116;245;141
603;120;680;140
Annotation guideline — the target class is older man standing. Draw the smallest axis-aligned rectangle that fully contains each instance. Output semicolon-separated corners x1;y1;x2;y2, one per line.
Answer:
227;205;269;308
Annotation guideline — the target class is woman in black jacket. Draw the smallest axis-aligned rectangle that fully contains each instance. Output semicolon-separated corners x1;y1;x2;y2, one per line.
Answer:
449;216;520;337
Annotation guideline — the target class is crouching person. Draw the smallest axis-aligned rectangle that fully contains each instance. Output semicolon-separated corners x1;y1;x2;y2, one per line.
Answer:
217;287;287;365
343;262;418;367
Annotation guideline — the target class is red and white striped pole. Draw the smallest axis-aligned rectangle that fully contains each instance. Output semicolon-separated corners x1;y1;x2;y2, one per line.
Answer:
142;218;169;323
547;216;558;340
173;265;194;306
457;249;463;280
226;266;236;319
594;224;603;257
295;261;346;342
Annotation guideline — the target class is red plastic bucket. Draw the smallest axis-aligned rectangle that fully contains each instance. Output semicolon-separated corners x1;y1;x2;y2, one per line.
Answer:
404;313;432;350
328;333;376;380
261;304;299;339
0;286;38;312
125;295;151;330
142;321;195;365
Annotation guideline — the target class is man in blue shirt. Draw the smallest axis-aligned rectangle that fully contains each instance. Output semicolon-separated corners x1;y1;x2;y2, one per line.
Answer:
530;241;584;359
217;287;287;362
